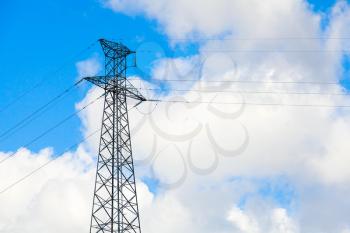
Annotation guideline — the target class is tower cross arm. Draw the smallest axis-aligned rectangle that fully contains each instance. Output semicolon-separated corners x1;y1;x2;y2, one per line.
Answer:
84;76;147;102
84;76;109;89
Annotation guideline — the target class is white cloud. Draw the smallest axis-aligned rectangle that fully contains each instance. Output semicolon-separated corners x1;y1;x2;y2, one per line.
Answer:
76;56;101;80
0;145;155;233
0;146;93;233
103;0;322;39
2;0;350;233
227;206;298;233
227;206;260;233
97;0;350;232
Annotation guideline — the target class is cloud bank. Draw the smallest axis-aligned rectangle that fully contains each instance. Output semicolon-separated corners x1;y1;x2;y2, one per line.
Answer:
2;0;350;232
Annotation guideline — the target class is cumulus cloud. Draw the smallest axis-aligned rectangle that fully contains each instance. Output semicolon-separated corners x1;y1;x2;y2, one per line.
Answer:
0;146;93;233
76;56;101;80
103;0;323;39
227;206;298;233
98;0;350;232
0;145;156;233
2;0;350;233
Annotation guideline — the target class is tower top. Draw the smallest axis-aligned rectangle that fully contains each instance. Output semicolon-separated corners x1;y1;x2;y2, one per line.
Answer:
83;38;146;101
98;38;135;58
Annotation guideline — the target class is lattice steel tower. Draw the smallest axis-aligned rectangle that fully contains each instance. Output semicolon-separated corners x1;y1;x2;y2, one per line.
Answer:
84;39;145;233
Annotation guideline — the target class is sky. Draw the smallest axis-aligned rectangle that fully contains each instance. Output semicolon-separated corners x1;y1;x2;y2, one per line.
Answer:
0;0;172;153
1;0;350;232
0;0;343;152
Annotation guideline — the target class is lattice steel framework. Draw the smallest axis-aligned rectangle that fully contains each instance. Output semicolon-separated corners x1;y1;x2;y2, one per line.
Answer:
84;39;145;233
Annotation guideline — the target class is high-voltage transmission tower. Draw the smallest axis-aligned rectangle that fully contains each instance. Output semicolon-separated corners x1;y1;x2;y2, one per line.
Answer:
84;39;146;233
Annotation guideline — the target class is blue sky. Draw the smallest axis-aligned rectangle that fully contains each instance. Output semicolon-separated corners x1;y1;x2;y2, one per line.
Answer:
0;1;347;199
0;0;342;154
308;0;337;11
0;0;172;153
2;1;350;232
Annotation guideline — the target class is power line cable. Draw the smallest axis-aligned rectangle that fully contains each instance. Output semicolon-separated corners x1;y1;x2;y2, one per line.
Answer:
132;78;341;85
137;48;350;53
0;40;98;114
0;93;105;165
146;99;350;108
101;35;350;41
0;103;140;195
168;37;350;41
0;127;101;195
0;79;84;143
131;65;343;87
137;87;350;96
137;49;350;54
135;102;159;115
200;49;350;53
